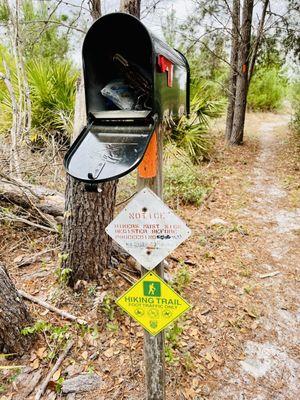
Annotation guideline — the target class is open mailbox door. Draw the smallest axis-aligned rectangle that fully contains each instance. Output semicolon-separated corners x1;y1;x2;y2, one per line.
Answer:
64;110;157;183
64;12;189;185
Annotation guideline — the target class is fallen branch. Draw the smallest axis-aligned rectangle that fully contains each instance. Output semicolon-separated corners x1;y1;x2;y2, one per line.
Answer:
0;209;58;233
114;269;136;285
15;370;42;400
18;290;87;325
34;340;74;400
169;255;196;266
259;271;281;279
15;247;59;268
17;182;59;231
0;173;39;198
0;173;64;218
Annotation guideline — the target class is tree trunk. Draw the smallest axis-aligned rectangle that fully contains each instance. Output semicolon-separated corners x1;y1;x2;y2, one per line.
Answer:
225;0;240;141
62;176;116;286
248;0;269;84
4;0;32;175
62;5;117;287
0;60;21;177
0;264;34;354
120;0;141;17
229;0;254;145
89;0;102;21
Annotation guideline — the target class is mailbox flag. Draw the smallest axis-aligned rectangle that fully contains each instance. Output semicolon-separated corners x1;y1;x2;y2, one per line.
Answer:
158;55;174;87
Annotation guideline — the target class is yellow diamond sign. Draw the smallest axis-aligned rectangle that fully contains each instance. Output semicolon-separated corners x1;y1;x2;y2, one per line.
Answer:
116;271;191;336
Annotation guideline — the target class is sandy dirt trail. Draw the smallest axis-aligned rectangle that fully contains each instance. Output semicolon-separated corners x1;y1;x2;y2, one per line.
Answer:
1;114;299;400
212;116;300;400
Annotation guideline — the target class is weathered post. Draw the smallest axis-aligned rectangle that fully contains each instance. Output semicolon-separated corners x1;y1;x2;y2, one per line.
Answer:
137;127;166;399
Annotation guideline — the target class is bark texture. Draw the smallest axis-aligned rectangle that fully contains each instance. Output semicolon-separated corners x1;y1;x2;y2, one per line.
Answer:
89;0;102;21
0;264;33;354
62;178;116;286
225;0;240;141
120;0;141;17
230;0;254;145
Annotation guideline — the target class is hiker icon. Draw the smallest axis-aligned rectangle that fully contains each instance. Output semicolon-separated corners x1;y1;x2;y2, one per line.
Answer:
148;283;156;296
143;281;161;297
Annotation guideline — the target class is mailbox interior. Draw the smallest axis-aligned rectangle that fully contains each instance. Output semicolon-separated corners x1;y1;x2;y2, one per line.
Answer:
83;13;154;115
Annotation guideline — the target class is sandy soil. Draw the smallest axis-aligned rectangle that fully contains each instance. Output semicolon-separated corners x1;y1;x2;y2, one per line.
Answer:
210;115;300;399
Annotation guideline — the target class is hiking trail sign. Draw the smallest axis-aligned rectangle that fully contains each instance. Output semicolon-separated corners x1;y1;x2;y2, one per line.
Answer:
116;271;191;336
106;188;191;270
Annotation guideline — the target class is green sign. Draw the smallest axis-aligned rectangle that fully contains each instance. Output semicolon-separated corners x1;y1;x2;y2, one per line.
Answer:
143;281;161;297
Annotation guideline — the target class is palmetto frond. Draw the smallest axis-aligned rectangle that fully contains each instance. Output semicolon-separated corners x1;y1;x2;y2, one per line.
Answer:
0;56;78;142
27;60;78;138
171;84;225;163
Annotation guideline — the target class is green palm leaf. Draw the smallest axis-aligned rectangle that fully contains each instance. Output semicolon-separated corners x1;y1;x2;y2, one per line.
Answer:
171;83;225;163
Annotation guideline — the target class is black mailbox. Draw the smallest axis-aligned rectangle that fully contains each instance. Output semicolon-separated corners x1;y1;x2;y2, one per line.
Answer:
64;12;190;184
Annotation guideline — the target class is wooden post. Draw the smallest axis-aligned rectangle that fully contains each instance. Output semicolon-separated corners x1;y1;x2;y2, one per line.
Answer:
119;2;165;396
137;125;166;400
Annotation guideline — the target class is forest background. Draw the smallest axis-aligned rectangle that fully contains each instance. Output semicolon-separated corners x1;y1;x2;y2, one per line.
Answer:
0;0;299;398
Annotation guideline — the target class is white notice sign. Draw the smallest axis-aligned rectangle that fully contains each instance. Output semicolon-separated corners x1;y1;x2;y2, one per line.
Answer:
106;188;191;270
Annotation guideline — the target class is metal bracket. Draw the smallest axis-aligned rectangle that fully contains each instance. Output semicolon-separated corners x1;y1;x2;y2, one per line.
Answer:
84;183;101;192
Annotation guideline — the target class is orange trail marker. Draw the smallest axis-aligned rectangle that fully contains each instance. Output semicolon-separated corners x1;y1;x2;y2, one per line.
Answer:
138;131;158;179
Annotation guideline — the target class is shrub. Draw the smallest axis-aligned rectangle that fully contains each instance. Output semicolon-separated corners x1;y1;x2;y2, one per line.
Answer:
0;56;78;142
290;80;300;136
247;67;287;111
0;0;72;141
